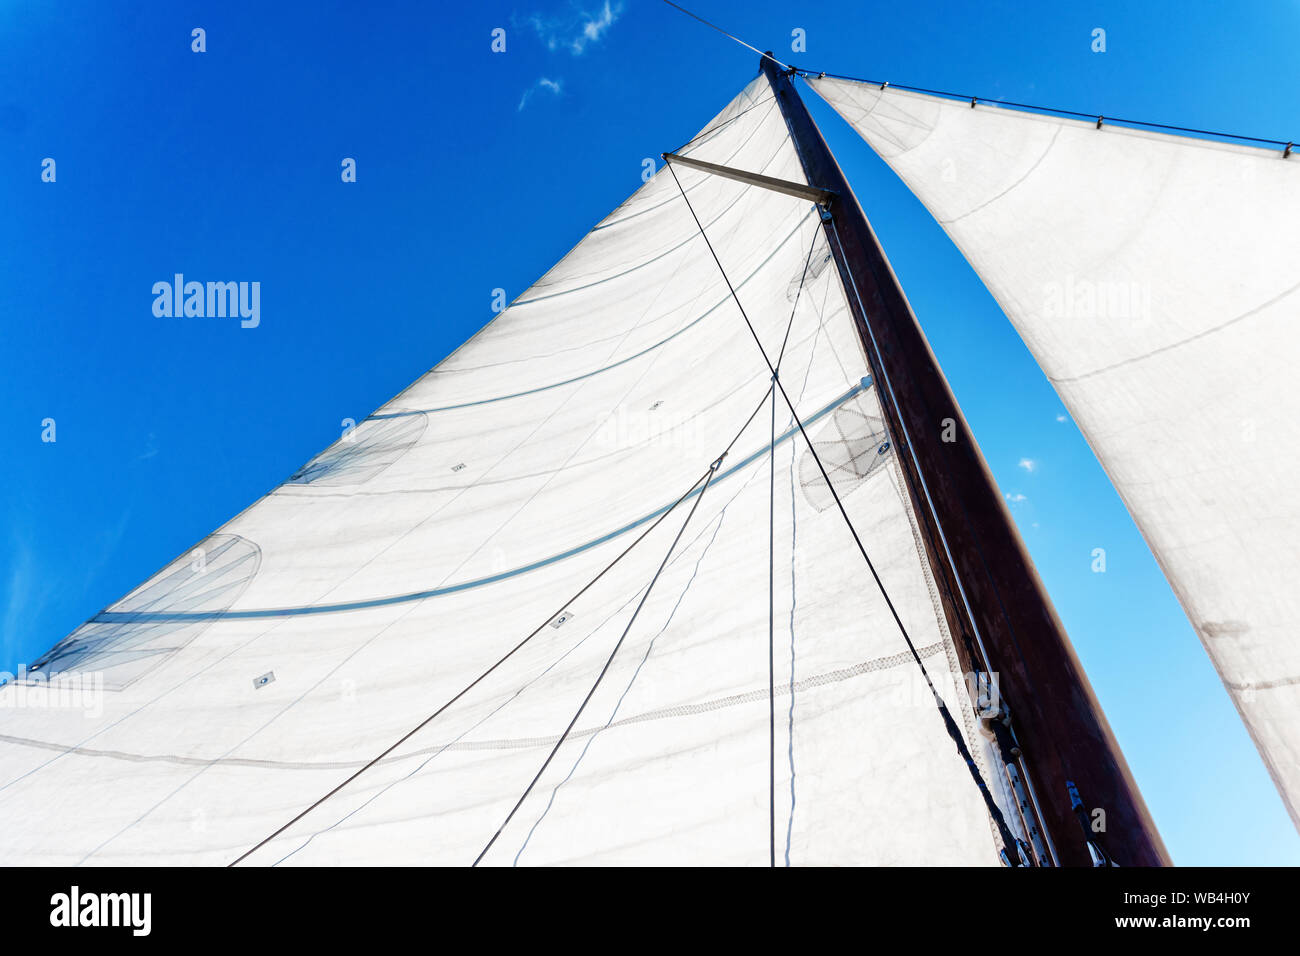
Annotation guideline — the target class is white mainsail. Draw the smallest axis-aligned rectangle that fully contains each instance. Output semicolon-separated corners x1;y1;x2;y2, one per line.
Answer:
808;75;1300;828
0;75;1011;865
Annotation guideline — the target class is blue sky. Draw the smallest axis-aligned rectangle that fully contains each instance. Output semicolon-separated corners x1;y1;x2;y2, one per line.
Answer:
2;0;1296;865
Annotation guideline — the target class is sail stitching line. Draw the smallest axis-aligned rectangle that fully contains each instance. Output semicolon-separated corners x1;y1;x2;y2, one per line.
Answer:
229;387;775;866
594;96;781;232
13;280;844;868
511;501;732;865
270;542;664;866
767;224;821;865
783;254;833;865
513;136;793;305
400;215;714;619
226;463;710;867
91;382;855;625
0;643;948;770
1052;278;1300;384
674;93;778;156
513;228;818;863
938;125;1064;225
272;465;767;867
102;270;725;830
472;453;723;866
667;160;1024;862
368;207;816;418
3;385;808;804
227;465;714;868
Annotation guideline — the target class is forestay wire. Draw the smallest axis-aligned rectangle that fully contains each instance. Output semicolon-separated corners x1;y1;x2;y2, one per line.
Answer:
659;0;1296;151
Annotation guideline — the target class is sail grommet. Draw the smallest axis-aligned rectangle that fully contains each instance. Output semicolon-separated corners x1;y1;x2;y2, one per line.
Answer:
880;81;889;90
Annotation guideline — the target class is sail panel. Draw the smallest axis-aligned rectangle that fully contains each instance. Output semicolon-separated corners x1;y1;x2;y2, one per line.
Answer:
809;75;1300;826
0;76;1004;865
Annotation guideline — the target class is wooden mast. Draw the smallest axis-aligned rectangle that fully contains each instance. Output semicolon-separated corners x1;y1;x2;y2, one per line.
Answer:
759;53;1169;867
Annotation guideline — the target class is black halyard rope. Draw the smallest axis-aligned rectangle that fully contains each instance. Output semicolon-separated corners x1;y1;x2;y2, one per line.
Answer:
230;384;775;866
472;214;816;865
227;482;707;867
473;457;722;866
673;93;777;156
667;161;1023;862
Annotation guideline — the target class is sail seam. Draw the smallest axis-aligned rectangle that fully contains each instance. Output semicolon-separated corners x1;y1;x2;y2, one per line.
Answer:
229;383;778;865
1051;279;1300;384
369;208;816;417
472;450;722;865
938;125;1063;225
0;645;949;769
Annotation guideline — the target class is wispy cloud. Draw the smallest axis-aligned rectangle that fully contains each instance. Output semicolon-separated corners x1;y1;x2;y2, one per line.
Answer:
518;76;563;111
135;431;159;462
1055;413;1067;423
521;2;623;55
1005;492;1027;503
85;509;132;585
573;1;620;53
1017;457;1037;473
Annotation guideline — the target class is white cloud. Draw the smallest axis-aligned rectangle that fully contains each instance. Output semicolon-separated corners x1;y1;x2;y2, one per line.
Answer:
1017;457;1037;473
1005;492;1027;503
573;1;621;53
522;2;623;56
135;431;159;462
518;76;563;111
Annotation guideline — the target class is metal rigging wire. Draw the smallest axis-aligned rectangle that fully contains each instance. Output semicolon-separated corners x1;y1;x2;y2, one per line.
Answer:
666;159;1025;863
659;0;1296;150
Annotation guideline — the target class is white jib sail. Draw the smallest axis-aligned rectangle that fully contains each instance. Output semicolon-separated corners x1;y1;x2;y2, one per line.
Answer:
809;74;1300;828
0;75;1008;865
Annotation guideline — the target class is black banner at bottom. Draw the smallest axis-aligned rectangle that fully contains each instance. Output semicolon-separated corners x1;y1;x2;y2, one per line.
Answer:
6;865;1289;942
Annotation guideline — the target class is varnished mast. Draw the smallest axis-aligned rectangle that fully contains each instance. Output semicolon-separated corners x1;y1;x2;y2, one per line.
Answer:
760;53;1168;867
